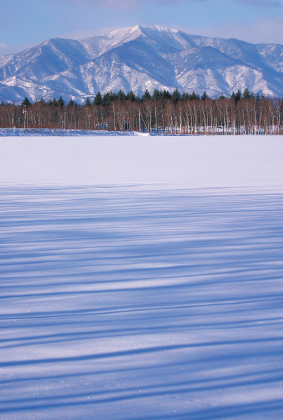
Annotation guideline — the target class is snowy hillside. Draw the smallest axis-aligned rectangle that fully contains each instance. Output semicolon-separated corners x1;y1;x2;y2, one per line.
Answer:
1;25;283;103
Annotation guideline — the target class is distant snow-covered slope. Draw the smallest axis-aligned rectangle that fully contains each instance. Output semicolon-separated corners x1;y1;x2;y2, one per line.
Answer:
1;25;283;103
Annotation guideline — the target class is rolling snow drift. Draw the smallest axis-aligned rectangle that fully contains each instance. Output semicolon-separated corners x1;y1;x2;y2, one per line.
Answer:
0;136;283;420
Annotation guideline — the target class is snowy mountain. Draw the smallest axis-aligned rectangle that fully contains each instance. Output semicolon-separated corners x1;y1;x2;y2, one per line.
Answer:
1;25;283;103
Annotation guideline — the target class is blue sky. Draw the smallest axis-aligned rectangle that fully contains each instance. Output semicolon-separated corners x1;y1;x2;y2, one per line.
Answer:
1;0;283;54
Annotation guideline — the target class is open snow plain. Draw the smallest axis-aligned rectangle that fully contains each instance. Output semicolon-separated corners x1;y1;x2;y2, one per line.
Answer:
0;136;283;419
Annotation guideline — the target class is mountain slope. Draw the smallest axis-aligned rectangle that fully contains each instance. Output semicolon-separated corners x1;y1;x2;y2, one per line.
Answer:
1;25;283;103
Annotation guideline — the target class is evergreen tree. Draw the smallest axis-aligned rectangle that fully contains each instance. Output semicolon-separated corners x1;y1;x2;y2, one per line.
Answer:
102;92;111;107
142;89;151;101
110;91;117;102
117;89;126;101
58;96;65;109
256;92;263;102
182;92;190;102
52;98;58;107
127;90;136;102
189;91;199;101
161;90;171;100
22;97;31;107
102;91;117;106
231;89;242;103
172;89;181;104
135;94;141;102
94;91;102;106
201;91;210;101
152;89;161;101
68;98;75;107
243;88;251;99
85;97;91;107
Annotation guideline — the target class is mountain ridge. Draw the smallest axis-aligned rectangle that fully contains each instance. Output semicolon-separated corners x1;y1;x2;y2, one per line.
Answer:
1;25;283;103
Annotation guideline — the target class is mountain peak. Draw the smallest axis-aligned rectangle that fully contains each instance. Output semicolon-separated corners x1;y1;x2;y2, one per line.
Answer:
0;25;282;103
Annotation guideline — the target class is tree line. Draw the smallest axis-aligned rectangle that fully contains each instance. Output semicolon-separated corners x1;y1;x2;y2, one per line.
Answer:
0;88;282;134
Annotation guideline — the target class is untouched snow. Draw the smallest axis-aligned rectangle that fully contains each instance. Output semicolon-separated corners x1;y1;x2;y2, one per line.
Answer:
0;136;282;189
0;128;145;137
0;136;283;419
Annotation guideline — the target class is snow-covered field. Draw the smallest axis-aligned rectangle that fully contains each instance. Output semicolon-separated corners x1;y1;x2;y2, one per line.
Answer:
0;136;283;419
0;128;146;137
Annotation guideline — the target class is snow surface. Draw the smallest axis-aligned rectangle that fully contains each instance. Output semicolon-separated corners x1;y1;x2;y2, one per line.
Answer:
0;135;282;189
0;128;145;137
0;136;283;419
